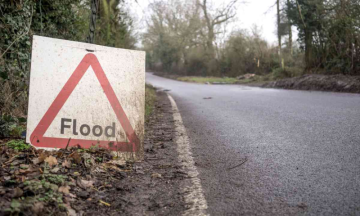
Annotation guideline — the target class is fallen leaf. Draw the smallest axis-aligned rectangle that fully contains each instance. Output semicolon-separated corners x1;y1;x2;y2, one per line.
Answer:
62;159;71;168
11;160;21;166
106;159;126;167
32;158;40;165
93;167;106;173
12;187;23;198
44;156;57;167
151;173;162;178
19;167;34;174
77;179;94;189
58;186;70;194
69;193;77;198
20;164;29;169
32;202;44;215
82;153;95;168
38;152;48;163
297;203;308;209
50;167;60;173
102;163;123;172
64;203;77;216
56;151;64;158
68;151;81;164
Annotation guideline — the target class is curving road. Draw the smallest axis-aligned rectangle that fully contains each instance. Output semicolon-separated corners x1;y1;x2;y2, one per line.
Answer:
146;73;360;216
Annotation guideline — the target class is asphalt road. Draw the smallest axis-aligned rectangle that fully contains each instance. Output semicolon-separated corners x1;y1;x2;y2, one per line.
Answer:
145;73;360;216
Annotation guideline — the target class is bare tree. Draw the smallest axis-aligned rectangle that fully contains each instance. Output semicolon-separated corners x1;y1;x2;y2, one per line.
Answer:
198;0;237;58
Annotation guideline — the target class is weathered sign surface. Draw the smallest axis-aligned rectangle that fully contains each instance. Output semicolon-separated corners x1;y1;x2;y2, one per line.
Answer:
26;36;145;159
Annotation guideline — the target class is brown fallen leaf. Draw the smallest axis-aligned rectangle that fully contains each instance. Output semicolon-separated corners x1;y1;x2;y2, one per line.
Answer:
68;151;81;164
58;186;70;194
32;202;44;215
64;203;77;216
69;193;77;198
151;173;162;178
50;167;60;173
106;159;126;167
44;156;57;167
31;158;40;165
102;163;123;172
19;167;34;174
12;187;23;198
62;159;71;168
77;179;94;189
82;153;95;168
56;151;64;158
38;152;48;163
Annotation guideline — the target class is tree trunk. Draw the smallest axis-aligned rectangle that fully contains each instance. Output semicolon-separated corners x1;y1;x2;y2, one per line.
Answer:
207;29;215;58
305;28;313;69
287;0;292;55
277;0;282;67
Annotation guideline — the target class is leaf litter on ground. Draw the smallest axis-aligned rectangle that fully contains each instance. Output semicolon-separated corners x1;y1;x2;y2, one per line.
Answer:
0;141;134;215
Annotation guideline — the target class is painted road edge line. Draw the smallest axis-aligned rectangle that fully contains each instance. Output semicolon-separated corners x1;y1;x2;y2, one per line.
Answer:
167;94;209;216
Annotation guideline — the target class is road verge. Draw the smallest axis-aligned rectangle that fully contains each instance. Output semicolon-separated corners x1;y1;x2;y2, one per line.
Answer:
0;90;203;215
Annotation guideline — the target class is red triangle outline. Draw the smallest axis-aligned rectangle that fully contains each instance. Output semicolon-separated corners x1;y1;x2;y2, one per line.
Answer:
30;53;140;152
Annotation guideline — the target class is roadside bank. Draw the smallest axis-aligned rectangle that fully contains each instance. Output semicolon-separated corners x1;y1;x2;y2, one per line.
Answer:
152;72;360;94
0;90;189;216
262;74;360;93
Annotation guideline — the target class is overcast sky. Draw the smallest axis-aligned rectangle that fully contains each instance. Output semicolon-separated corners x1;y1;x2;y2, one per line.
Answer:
131;0;294;45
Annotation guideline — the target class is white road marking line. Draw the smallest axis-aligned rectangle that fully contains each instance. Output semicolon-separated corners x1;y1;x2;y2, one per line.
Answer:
167;94;209;216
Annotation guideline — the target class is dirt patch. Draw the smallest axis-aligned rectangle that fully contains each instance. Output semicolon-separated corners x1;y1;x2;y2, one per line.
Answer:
0;91;187;216
262;74;360;93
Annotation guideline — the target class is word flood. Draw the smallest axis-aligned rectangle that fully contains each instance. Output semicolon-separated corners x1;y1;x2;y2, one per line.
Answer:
60;118;115;137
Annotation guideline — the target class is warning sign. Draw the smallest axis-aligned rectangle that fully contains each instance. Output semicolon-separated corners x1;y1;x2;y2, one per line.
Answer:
26;36;145;156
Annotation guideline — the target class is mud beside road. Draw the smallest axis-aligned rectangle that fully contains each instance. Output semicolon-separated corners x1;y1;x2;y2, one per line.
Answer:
262;74;360;93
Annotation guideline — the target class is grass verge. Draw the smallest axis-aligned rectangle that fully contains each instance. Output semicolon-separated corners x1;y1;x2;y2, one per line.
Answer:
177;76;238;84
145;84;156;122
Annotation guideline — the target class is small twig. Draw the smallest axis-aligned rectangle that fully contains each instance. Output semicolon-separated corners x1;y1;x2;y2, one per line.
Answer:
227;158;248;170
65;138;71;150
99;200;111;207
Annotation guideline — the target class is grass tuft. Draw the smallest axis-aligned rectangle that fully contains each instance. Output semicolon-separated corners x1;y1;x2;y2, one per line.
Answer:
145;84;156;122
6;140;30;151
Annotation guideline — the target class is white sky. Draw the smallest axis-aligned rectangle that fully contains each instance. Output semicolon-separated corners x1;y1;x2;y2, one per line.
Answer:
131;0;295;45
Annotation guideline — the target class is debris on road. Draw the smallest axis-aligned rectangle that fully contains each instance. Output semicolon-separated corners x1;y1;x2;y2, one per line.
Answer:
227;157;248;170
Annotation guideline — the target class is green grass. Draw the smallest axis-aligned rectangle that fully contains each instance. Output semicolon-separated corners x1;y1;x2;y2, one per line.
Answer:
177;76;238;84
145;84;156;122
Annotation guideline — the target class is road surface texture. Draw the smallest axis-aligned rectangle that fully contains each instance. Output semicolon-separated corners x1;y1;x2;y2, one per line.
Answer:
146;73;360;216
